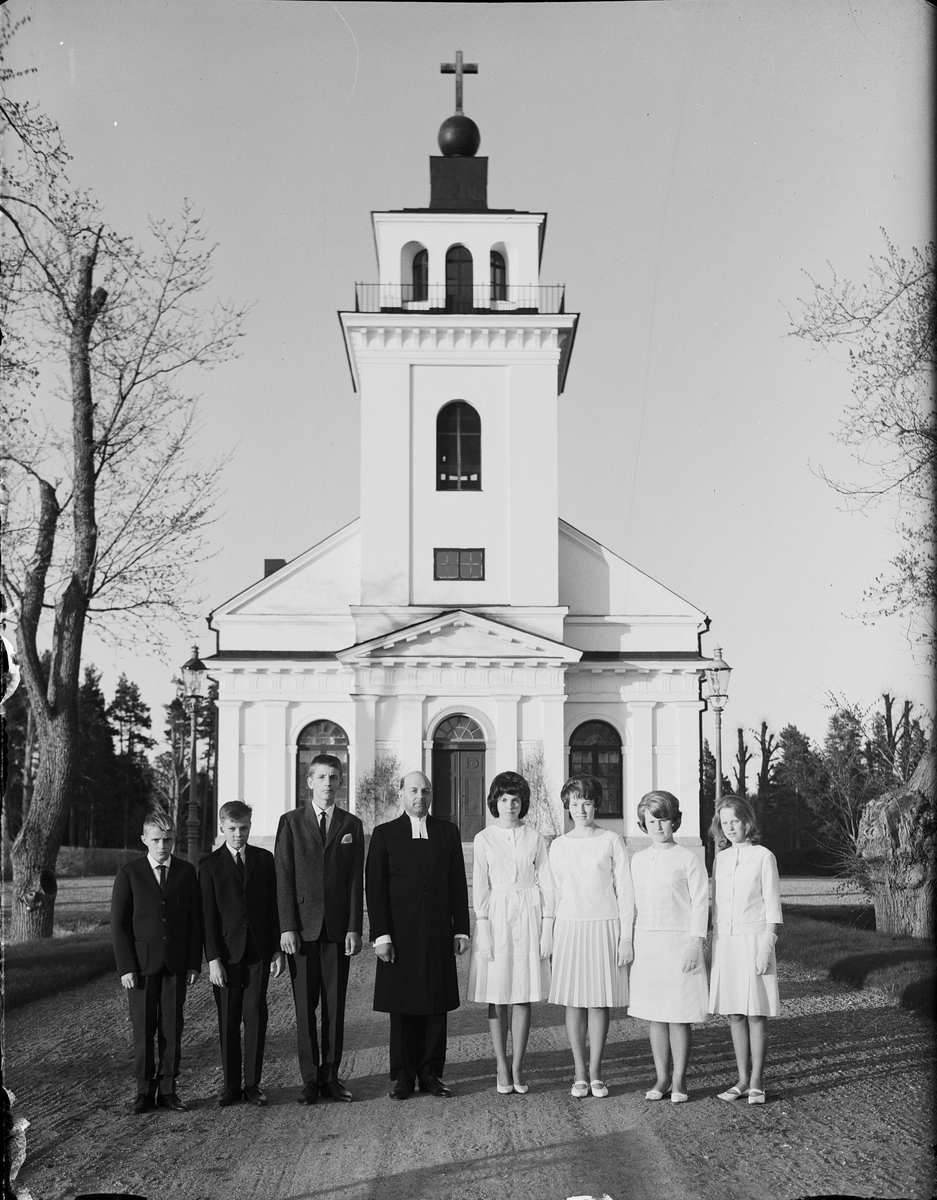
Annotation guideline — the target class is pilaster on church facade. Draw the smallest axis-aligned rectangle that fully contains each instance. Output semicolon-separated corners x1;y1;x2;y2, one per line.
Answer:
207;55;716;854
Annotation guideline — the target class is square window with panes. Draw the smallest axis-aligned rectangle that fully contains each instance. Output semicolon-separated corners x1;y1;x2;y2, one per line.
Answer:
434;548;485;581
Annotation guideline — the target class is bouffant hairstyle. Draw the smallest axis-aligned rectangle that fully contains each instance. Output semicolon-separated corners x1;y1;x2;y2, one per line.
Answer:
636;790;682;833
710;794;760;850
486;771;531;819
560;774;603;810
219;801;253;823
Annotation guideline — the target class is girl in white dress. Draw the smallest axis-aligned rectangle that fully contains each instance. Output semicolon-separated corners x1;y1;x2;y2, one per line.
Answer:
709;795;782;1106
628;790;709;1104
467;771;555;1094
549;775;634;1099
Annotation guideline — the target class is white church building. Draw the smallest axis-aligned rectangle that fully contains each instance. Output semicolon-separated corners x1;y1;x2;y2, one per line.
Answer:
206;60;714;851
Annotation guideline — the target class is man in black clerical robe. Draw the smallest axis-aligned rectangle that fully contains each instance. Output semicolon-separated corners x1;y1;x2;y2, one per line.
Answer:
366;770;470;1099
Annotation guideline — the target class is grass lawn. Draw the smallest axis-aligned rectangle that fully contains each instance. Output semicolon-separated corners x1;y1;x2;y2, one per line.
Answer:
3;928;116;1010
780;906;935;1018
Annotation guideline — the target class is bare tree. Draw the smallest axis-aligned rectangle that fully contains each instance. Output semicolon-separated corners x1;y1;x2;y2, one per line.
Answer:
790;233;936;654
732;728;753;800
1;42;246;938
355;754;403;835
521;742;562;842
754;720;780;800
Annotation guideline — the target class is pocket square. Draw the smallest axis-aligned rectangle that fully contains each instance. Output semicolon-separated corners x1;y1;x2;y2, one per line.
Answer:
341;833;353;844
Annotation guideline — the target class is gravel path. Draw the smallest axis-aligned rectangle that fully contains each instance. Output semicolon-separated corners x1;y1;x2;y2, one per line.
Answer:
6;920;934;1200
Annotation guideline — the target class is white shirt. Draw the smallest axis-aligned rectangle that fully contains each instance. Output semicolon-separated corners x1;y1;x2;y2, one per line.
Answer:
631;842;709;937
472;824;555;921
225;843;247;864
311;802;335;833
549;828;634;927
407;813;428;839
147;854;170;887
713;842;783;934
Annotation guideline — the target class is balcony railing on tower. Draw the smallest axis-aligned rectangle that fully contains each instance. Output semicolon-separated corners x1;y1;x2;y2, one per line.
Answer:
354;283;566;315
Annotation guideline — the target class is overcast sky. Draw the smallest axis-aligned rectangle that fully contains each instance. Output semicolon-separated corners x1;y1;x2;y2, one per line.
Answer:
11;0;934;760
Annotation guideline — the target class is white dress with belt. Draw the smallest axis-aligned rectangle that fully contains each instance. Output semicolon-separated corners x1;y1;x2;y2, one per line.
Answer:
628;843;710;1024
709;842;782;1017
548;829;633;1009
467;824;555;1004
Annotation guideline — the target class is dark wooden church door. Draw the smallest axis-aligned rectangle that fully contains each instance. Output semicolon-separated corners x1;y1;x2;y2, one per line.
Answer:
445;245;474;313
431;715;486;840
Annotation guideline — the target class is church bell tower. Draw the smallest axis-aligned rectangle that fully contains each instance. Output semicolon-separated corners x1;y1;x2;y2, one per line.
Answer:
339;52;579;645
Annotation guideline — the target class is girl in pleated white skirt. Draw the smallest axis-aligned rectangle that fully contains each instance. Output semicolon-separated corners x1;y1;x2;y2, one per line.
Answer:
549;775;634;1099
709;795;783;1105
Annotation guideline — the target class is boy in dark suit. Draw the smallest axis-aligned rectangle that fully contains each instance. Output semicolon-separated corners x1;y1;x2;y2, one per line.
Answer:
200;800;284;1107
275;753;365;1104
111;812;202;1114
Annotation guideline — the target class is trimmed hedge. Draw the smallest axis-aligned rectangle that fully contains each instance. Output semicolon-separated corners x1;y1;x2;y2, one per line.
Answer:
54;846;142;877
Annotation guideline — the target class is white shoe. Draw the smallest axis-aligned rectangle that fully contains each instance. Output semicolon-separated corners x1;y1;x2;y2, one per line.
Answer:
590;1080;609;1098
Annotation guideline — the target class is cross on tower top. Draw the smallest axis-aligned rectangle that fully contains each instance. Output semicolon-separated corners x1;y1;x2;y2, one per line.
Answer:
440;50;477;115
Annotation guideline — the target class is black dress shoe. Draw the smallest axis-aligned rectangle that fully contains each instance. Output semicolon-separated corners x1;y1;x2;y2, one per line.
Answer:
132;1094;156;1115
218;1088;242;1108
157;1093;189;1112
243;1085;267;1107
389;1077;414;1101
296;1083;318;1105
320;1079;353;1103
419;1074;452;1097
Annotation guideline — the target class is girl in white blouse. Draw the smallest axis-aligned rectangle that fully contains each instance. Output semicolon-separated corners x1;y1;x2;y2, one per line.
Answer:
709;795;782;1106
549;775;634;1100
467;771;555;1095
628;791;709;1104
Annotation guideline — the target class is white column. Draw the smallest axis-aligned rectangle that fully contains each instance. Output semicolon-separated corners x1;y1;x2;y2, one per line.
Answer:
215;700;242;824
399;695;426;776
264;702;291;839
629;702;656;839
352;693;378;815
494;695;520;774
541;692;567;832
678;699;705;848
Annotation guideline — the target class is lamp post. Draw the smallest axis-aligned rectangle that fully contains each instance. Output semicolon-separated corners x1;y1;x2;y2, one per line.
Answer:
704;646;732;802
180;645;208;864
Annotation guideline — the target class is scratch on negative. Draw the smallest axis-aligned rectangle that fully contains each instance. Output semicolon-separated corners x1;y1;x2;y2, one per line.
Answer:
331;4;360;99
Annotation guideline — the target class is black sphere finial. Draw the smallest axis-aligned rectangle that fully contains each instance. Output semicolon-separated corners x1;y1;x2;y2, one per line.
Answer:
438;114;481;157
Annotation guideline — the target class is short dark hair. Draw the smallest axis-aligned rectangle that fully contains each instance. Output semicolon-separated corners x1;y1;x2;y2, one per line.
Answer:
560;775;603;810
308;753;343;778
219;801;252;823
486;771;531;818
636;790;682;832
710;795;759;849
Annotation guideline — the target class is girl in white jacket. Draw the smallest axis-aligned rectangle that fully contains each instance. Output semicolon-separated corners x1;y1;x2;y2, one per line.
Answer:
709;795;782;1105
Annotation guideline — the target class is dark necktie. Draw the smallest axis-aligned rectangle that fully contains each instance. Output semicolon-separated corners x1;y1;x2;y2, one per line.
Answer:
235;850;244;878
158;864;167;892
319;811;327;843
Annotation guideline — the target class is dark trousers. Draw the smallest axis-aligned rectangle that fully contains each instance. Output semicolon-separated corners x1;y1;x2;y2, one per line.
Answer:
128;970;187;1094
389;1012;448;1084
288;938;350;1086
212;952;271;1091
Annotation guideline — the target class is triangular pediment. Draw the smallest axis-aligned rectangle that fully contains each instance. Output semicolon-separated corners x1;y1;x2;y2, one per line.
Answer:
337;610;582;665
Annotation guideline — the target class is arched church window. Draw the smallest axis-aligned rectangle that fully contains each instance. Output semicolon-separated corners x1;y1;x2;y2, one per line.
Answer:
569;721;623;817
296;719;349;808
434;714;485;744
490;250;506;301
437;400;481;490
412;249;428;302
446;245;473;313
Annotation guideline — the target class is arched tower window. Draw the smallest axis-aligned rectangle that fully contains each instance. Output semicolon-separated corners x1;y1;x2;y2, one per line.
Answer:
569;721;623;817
437;400;481;490
296;719;349;808
412;249;428;302
490;250;506;301
446;245;473;313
